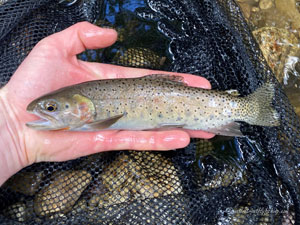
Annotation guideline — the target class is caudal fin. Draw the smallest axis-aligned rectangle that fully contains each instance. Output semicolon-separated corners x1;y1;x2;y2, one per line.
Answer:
246;82;280;127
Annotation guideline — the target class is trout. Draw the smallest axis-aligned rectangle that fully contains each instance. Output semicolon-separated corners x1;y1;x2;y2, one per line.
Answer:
26;75;279;136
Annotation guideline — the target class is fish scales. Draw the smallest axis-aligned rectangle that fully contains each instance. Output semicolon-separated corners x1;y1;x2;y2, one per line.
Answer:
26;75;280;136
78;78;238;130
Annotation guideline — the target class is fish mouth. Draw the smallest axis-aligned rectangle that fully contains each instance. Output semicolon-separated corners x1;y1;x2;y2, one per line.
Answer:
26;108;60;130
26;119;54;130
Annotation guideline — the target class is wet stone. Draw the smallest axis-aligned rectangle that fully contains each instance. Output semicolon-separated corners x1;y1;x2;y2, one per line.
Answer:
34;170;92;216
259;0;274;10
4;171;44;196
88;152;183;209
253;27;299;83
3;201;34;222
113;47;166;69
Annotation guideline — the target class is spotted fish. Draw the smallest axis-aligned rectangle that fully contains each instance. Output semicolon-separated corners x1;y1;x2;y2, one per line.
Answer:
26;75;280;136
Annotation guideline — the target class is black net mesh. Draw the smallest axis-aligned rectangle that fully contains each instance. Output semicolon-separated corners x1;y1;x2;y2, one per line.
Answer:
0;0;299;224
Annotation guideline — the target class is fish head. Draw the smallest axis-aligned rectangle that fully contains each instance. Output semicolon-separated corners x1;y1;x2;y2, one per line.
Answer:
26;91;95;130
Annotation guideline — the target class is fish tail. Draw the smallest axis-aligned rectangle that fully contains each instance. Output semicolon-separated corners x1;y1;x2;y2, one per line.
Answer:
246;82;280;127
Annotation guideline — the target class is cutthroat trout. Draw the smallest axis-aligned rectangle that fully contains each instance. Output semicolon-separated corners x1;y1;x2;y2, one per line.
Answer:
26;75;279;136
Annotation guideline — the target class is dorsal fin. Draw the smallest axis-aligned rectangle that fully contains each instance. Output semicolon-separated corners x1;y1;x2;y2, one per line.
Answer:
143;74;187;85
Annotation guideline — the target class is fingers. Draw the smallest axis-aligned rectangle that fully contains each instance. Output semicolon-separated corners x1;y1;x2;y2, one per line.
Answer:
36;21;118;56
78;61;212;89
181;74;211;89
185;130;215;139
30;130;190;162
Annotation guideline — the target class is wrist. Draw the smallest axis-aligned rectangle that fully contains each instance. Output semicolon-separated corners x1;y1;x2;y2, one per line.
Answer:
0;87;28;186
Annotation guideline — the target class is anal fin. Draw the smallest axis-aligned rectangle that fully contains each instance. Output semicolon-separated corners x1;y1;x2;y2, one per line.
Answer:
206;122;244;137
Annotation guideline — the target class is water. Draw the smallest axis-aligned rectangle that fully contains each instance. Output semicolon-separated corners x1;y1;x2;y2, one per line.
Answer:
237;0;300;117
78;0;171;69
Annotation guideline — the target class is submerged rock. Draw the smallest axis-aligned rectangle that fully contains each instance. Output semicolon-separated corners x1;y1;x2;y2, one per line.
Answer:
34;170;91;216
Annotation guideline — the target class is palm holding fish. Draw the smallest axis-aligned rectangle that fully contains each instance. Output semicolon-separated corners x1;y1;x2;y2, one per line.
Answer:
0;22;215;185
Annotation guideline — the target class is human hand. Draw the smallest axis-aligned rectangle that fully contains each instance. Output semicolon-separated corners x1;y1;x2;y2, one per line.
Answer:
0;22;213;185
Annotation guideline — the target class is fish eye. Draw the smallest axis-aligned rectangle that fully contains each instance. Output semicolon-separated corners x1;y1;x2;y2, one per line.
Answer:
45;102;58;112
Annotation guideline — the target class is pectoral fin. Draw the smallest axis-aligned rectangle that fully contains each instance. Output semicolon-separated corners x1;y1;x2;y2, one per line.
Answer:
77;114;124;131
206;122;244;137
